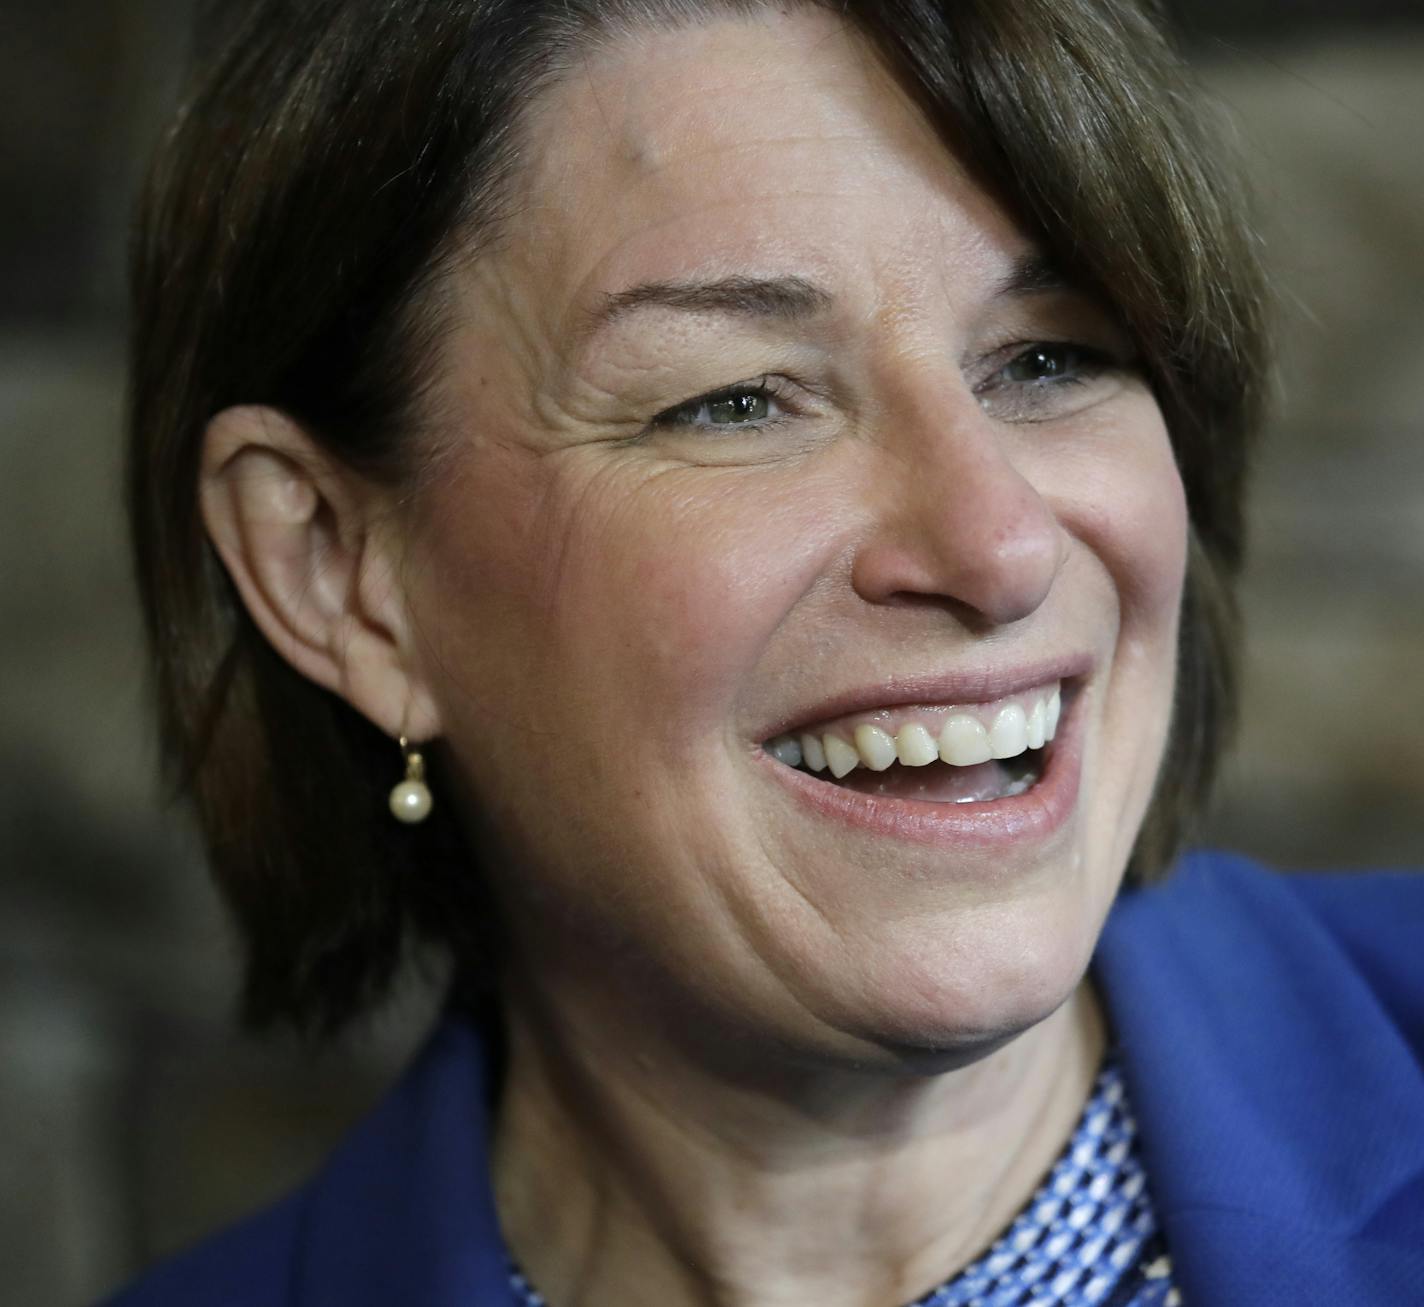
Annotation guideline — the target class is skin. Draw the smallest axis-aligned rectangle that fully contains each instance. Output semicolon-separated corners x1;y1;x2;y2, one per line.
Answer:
201;9;1189;1306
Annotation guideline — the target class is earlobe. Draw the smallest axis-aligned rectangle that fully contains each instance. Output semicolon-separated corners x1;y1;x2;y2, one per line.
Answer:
199;405;442;742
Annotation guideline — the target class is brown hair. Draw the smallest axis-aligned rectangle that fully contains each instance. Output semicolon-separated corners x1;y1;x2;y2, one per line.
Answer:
128;0;1269;1034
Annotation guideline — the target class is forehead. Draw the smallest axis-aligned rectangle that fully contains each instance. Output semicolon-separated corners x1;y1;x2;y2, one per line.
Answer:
505;8;1025;318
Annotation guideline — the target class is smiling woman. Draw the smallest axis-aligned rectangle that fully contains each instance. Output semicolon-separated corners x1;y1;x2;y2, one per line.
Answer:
109;1;1424;1305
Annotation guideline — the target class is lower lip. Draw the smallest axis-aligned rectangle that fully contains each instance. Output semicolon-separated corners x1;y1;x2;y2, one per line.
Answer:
758;688;1084;849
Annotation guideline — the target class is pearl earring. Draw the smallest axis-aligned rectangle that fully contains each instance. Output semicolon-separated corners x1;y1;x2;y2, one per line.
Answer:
389;736;433;824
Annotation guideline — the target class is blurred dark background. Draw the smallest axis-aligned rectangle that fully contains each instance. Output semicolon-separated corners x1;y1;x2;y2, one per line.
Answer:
2;1;1421;1301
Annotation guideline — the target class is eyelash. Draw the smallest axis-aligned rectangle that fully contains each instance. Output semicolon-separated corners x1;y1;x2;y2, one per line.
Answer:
976;341;1117;394
649;374;799;433
647;342;1123;435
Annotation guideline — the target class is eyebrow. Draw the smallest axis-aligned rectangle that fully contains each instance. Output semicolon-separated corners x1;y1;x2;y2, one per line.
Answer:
580;253;1072;340
584;273;833;340
997;252;1073;297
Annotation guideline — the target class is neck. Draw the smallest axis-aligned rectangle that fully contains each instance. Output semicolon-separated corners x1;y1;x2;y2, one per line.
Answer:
493;977;1106;1307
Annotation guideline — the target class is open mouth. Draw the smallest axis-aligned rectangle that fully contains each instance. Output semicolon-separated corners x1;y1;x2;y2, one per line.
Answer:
761;681;1064;806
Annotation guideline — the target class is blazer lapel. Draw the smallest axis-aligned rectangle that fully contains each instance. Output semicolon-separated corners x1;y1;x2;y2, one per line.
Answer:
1096;852;1424;1305
294;1017;511;1305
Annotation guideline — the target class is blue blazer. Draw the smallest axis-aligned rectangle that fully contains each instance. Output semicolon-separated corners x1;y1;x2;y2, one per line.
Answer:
106;851;1424;1305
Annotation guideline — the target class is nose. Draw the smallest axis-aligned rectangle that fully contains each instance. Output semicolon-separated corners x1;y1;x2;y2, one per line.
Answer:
849;387;1066;628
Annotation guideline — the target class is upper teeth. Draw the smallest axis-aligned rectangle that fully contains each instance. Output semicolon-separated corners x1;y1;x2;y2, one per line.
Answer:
765;684;1062;778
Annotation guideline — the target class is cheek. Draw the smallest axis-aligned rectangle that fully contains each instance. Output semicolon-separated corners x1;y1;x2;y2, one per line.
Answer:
414;443;839;736
1124;446;1189;656
608;492;837;678
555;468;847;732
1058;404;1189;642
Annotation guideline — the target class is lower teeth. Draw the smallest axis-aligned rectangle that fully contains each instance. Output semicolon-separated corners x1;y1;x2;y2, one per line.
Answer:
797;750;1045;803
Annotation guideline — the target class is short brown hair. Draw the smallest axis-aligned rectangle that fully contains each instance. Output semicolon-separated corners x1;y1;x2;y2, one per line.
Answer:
128;0;1269;1034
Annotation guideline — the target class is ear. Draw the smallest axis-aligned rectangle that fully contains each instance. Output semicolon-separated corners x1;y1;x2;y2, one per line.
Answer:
199;405;441;742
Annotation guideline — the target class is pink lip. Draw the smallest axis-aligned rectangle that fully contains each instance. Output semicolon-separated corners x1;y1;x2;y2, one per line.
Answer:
758;652;1094;741
757;678;1086;849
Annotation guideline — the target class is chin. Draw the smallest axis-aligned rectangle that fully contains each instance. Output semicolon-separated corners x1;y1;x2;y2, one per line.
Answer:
808;920;1095;1076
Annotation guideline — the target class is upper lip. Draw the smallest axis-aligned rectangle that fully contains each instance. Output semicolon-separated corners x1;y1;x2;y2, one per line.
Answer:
757;652;1093;741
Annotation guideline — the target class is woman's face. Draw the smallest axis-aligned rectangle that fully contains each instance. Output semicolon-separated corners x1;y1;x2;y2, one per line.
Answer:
405;9;1188;1066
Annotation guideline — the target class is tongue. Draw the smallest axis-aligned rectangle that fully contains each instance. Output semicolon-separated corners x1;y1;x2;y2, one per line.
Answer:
833;759;1020;804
